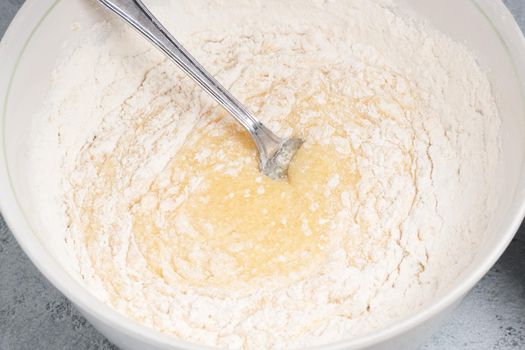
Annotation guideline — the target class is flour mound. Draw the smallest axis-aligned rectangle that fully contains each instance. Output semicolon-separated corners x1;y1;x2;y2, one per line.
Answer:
29;0;499;349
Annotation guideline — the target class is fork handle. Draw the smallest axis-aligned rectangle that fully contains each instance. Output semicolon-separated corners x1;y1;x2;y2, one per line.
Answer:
97;0;282;158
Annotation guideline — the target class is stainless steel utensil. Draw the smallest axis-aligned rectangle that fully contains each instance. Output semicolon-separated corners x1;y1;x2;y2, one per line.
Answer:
97;0;303;179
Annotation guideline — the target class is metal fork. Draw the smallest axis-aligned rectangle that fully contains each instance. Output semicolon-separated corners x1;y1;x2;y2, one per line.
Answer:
97;0;303;179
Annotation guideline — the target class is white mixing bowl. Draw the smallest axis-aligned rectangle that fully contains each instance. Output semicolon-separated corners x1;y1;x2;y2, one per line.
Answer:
1;0;524;349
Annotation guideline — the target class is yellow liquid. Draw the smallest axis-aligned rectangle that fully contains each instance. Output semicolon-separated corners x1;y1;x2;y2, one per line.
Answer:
131;112;360;288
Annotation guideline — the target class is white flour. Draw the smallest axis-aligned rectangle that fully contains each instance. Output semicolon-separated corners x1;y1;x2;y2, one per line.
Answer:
28;0;500;349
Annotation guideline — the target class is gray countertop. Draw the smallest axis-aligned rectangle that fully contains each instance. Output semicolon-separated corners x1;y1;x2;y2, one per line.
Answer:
0;1;524;349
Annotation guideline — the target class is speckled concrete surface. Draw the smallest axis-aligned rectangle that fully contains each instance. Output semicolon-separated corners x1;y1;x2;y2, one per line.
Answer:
0;1;524;349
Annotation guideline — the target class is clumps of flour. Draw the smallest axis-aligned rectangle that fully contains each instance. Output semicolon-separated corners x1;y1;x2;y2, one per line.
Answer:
28;0;500;349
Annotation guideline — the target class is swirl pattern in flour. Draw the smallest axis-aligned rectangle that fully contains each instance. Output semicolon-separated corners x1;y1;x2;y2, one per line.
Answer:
31;0;500;349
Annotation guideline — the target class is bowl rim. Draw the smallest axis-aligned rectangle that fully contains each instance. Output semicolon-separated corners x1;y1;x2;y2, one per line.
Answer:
1;0;524;349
